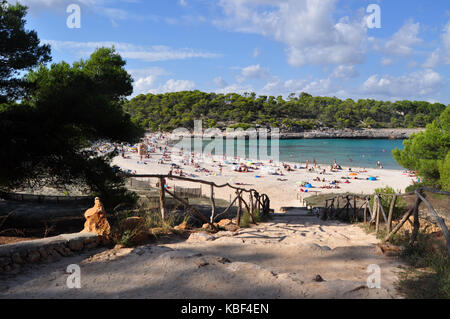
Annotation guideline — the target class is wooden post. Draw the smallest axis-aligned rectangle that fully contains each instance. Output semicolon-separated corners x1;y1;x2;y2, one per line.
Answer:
346;196;350;219
164;188;218;232
387;195;397;232
415;191;450;253
409;194;422;246
159;177;166;221
257;193;261;214
250;191;254;216
384;207;414;242
375;196;381;233
371;195;377;223
236;191;242;227
209;184;216;223
241;196;256;225
366;197;372;221
363;200;368;224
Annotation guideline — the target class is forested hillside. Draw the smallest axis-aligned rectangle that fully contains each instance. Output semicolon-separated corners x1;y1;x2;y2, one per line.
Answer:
124;91;447;132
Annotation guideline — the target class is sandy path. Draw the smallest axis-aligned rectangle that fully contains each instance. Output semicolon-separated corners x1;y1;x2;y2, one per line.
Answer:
0;210;404;299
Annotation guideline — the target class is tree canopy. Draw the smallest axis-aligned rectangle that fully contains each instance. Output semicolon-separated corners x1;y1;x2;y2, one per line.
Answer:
393;107;450;190
0;0;51;103
124;91;447;132
0;2;144;206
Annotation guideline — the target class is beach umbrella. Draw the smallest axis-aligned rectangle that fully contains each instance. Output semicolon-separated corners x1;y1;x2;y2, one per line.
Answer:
349;173;358;176
368;177;377;181
305;184;313;188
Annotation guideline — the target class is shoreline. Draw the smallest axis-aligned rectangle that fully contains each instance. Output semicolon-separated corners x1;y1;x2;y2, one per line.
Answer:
162;128;423;140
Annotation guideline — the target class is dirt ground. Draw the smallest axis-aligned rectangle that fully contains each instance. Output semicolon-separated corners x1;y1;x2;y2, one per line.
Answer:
0;209;406;299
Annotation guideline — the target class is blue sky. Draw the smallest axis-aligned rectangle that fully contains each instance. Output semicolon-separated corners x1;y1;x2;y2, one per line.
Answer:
11;0;450;104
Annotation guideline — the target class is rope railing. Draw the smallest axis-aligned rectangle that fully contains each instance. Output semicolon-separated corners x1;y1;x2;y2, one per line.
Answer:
311;187;449;252
125;174;272;232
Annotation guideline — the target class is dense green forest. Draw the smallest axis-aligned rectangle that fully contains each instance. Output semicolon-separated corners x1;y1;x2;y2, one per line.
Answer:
124;91;448;132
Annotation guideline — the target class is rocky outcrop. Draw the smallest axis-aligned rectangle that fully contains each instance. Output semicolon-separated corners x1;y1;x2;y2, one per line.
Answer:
82;197;111;237
280;128;424;139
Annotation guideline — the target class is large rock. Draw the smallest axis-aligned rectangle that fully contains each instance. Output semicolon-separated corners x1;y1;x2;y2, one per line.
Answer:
187;231;216;242
81;197;111;237
174;221;189;231
218;219;233;227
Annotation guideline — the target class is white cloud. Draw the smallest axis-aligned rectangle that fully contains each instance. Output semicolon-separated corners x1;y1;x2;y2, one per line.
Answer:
423;21;450;67
44;40;222;62
129;67;168;96
239;64;270;80
152;79;196;93
215;83;254;95
331;65;359;79
380;58;394;66
361;69;443;98
213;77;228;89
214;0;368;67
384;20;422;56
253;47;261;58
179;0;188;7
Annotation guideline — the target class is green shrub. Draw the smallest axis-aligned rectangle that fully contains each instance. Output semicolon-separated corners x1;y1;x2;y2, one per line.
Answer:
370;186;406;220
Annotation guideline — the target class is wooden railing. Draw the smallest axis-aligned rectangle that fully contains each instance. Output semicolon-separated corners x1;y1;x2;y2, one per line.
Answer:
316;187;450;252
126;174;272;232
0;191;93;204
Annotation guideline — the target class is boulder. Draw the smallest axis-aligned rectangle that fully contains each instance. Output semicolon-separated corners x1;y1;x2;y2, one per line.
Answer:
174;221;190;231
68;239;84;251
218;219;233;227
187;231;215;242
376;244;403;257
224;224;239;232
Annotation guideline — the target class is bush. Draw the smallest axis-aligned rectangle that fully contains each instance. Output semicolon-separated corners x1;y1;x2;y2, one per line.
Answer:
371;186;406;220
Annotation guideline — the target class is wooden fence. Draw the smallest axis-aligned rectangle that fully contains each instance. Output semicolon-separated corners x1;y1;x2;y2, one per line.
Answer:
317;187;450;253
126;174;272;232
0;191;93;204
173;186;202;198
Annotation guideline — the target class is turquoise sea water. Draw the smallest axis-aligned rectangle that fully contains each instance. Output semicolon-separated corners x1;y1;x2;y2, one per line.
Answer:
172;138;405;170
277;139;405;170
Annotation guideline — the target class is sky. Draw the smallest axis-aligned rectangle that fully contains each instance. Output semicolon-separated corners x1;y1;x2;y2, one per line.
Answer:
9;0;450;104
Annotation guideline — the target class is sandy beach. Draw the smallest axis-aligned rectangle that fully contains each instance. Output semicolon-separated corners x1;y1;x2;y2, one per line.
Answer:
111;133;413;212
